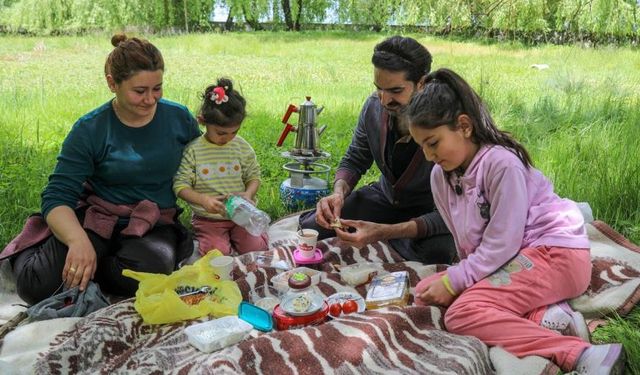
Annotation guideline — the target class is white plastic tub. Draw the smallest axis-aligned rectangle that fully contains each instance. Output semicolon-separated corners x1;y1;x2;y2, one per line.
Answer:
184;316;252;353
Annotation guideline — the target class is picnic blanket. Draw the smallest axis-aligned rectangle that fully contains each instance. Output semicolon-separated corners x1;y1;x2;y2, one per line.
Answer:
1;216;640;374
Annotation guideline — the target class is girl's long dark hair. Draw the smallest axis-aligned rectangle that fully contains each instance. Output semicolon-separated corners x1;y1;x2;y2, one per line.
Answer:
406;68;532;168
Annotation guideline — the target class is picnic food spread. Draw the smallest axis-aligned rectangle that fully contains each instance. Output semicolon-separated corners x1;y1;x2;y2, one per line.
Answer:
170;250;403;349
174;253;409;343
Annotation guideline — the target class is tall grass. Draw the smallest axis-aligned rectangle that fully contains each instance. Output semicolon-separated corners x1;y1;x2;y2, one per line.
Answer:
3;32;637;243
1;32;639;371
0;32;380;237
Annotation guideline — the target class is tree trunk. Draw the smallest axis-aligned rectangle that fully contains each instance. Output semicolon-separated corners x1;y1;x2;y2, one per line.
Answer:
281;0;294;31
293;0;303;31
163;0;170;28
183;0;189;33
242;5;263;30
225;5;235;31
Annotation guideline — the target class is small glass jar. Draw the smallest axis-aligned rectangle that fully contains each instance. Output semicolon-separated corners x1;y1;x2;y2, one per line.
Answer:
281;272;322;315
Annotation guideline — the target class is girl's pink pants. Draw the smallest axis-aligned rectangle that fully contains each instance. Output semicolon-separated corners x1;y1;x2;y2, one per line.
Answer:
415;246;592;372
192;216;268;256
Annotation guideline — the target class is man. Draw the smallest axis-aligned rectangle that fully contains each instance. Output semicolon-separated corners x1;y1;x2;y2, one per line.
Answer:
299;36;456;264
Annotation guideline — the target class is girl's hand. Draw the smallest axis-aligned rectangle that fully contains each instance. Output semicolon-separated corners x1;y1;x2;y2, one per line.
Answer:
201;195;226;214
334;219;381;249
418;277;456;307
63;237;97;292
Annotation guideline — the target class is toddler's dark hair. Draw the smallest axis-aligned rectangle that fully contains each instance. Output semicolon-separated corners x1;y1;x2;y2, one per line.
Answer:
199;78;246;127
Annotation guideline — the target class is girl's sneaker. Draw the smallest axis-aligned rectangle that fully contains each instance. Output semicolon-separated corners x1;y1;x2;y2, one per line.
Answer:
574;344;625;374
541;301;591;342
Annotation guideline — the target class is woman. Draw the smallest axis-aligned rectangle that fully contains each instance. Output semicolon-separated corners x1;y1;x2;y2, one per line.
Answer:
4;34;201;304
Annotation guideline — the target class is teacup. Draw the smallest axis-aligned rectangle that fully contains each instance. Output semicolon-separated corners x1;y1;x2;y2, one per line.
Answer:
296;229;319;258
210;255;234;280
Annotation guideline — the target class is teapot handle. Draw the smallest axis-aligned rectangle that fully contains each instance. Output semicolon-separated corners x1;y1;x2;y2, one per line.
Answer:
281;104;298;124
277;123;295;147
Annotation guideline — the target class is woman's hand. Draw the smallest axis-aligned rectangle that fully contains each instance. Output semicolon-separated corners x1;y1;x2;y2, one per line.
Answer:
63;237;97;292
418;277;456;307
334;219;382;248
201;195;226;215
315;192;345;229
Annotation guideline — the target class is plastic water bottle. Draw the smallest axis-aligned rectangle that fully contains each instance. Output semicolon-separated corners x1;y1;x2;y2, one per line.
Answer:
225;195;271;236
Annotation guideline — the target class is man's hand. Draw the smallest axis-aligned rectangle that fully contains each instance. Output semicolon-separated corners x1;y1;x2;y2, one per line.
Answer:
334;219;384;249
201;195;226;215
315;192;344;229
63;237;97;292
418;277;456;307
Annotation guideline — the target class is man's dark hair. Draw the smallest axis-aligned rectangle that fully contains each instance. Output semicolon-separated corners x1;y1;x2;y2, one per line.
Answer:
371;36;432;83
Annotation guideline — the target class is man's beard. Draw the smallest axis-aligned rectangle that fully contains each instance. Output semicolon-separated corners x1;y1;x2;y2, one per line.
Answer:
395;115;411;137
384;102;403;114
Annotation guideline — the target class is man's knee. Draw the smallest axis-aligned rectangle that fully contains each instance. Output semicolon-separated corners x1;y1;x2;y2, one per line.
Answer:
413;234;457;264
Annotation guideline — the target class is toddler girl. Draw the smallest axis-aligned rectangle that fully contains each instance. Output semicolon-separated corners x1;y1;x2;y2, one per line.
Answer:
174;78;268;255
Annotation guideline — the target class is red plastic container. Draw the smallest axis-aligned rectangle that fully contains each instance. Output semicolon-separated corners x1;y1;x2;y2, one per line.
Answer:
272;301;329;330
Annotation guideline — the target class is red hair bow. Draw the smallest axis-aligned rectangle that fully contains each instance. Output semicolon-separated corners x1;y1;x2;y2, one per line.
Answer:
211;86;229;105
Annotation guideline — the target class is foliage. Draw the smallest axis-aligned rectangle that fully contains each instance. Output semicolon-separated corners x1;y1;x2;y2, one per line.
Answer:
0;0;215;34
335;0;400;31
2;0;640;43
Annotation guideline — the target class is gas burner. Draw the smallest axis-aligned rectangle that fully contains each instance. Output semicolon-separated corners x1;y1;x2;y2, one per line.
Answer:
281;151;330;164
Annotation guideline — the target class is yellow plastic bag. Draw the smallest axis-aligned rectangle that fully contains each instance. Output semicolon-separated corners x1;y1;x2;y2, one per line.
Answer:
123;250;242;324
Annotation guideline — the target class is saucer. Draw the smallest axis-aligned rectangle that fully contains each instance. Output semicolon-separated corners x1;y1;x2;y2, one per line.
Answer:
280;293;324;317
293;248;323;264
326;292;366;317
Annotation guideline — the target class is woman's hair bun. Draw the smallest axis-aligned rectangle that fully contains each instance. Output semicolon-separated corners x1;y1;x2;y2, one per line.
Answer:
110;34;128;47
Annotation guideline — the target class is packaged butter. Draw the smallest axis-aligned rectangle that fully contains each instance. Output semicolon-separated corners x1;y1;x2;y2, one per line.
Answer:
365;271;410;310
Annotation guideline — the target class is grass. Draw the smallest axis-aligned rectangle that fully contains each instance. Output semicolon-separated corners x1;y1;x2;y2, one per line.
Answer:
1;31;639;373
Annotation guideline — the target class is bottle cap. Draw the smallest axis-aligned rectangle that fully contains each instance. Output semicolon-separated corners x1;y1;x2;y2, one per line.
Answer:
288;272;311;289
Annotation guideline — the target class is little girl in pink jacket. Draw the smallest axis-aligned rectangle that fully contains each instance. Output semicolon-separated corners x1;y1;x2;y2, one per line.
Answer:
406;68;625;375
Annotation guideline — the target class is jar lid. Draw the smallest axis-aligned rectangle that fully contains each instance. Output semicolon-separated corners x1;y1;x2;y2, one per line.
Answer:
288;272;311;289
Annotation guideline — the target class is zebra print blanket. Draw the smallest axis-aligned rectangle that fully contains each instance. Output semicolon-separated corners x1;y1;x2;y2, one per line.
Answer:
34;238;497;374
30;219;640;374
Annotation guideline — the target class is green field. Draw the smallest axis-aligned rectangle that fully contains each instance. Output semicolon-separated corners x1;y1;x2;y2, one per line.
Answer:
1;32;639;373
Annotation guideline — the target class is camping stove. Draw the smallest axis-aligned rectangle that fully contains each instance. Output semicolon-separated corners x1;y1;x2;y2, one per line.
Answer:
276;96;331;210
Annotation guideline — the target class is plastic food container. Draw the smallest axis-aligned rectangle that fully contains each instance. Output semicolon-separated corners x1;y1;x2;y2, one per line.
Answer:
184;316;252;353
338;262;386;286
365;271;410;310
238;301;273;332
272;302;329;330
236;252;292;272
250;285;283;313
270;267;322;291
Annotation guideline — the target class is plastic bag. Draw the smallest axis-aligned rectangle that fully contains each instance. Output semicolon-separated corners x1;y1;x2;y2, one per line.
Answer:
26;281;110;321
123;250;242;324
